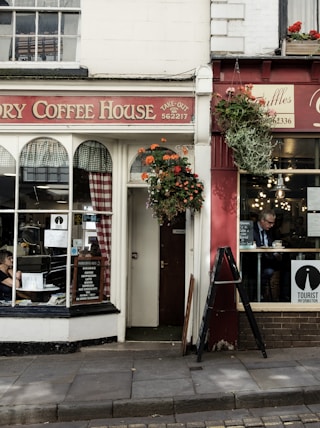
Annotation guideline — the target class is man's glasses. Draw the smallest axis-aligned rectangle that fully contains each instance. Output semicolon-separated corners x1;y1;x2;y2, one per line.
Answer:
263;219;275;225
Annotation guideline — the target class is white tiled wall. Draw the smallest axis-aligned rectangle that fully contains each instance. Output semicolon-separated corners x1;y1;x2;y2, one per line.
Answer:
211;0;279;56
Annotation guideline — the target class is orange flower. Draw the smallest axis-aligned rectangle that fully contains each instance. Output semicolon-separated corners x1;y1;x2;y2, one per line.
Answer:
163;154;171;160
138;147;146;154
161;137;167;143
141;172;149;181
145;155;155;165
170;154;180;160
182;146;189;155
150;144;159;150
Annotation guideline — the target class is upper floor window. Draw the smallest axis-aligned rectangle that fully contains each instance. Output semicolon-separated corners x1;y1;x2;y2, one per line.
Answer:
288;0;319;32
0;0;80;63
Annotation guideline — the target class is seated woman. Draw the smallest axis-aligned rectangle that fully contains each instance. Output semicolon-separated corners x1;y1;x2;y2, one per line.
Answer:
0;250;27;301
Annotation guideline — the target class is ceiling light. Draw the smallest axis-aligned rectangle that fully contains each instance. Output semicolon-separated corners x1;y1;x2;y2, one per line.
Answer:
273;173;289;199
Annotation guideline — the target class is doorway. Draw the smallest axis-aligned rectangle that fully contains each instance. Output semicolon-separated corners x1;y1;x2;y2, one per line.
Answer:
159;215;186;325
127;188;186;338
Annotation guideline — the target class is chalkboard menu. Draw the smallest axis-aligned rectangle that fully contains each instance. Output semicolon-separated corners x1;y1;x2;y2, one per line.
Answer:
240;220;253;246
72;257;105;304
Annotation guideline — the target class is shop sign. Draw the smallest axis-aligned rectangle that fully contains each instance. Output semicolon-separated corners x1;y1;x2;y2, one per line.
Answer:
0;96;194;124
291;260;320;303
213;83;320;132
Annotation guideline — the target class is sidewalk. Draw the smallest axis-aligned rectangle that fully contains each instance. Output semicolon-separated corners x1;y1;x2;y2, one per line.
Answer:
1;341;320;426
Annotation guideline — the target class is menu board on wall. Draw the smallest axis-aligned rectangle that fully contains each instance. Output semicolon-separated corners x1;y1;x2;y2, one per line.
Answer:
72;257;105;304
307;187;320;211
240;221;253;246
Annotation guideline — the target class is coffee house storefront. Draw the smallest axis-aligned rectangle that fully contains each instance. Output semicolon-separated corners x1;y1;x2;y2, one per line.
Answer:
211;57;320;349
0;74;212;352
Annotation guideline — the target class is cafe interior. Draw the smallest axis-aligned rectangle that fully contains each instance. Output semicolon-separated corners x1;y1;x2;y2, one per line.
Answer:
240;136;320;303
0;138;111;307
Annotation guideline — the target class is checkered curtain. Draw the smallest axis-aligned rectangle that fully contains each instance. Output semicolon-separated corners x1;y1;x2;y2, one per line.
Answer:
0;146;15;167
20;139;68;167
73;141;112;173
89;172;112;297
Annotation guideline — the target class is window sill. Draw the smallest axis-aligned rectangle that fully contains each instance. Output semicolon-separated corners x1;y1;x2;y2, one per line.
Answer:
0;66;88;78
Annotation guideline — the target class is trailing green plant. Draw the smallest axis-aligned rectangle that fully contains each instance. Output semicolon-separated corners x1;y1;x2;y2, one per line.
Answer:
214;84;278;175
138;139;204;224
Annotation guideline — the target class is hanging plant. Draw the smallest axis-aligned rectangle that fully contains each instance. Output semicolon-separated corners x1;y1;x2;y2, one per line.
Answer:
138;139;204;224
214;84;278;175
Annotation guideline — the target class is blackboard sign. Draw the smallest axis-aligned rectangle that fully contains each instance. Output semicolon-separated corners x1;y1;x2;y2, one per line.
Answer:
240;220;253;245
72;257;105;304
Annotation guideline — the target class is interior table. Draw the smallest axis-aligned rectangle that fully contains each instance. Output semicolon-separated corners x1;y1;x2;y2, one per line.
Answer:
16;286;60;302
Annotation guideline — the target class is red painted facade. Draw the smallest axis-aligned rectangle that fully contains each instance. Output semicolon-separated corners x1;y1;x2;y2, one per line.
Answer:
210;57;320;348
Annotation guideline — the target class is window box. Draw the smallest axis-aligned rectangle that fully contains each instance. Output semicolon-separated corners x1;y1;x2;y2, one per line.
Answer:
283;39;320;56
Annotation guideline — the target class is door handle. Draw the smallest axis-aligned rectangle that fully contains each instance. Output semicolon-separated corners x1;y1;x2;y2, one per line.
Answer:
161;260;169;269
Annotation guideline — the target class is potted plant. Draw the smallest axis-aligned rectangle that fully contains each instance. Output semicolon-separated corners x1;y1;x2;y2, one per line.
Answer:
214;84;277;175
138;139;204;224
284;21;320;55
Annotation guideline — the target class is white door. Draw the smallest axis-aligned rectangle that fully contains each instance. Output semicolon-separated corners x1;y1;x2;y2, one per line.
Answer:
128;188;159;326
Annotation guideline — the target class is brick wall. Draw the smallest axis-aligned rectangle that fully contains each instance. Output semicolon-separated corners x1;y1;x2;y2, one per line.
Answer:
239;312;320;350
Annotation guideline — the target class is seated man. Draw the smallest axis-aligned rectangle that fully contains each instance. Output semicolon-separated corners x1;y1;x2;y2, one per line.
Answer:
253;209;282;301
0;250;27;301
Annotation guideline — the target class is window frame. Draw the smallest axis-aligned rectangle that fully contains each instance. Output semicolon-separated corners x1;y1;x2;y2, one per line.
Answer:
0;0;80;68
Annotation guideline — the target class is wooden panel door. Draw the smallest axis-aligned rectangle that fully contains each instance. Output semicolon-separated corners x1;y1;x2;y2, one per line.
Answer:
159;215;185;325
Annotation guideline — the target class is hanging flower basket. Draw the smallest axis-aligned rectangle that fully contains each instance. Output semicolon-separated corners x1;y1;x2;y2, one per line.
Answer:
138;139;204;224
214;84;278;176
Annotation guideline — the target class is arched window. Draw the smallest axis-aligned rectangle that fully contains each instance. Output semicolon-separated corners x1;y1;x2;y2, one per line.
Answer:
19;138;69;209
73;141;113;298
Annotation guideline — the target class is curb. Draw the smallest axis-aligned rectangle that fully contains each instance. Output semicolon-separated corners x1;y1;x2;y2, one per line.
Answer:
1;387;320;426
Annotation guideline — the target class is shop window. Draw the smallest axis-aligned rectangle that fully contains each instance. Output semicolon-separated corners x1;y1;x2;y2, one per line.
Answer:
73;141;113;299
240;138;320;304
0;138;114;308
0;145;15;256
19;138;69;209
287;0;319;32
0;0;80;63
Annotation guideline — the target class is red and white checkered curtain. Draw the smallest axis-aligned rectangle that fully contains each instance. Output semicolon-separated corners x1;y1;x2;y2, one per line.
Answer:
89;172;112;297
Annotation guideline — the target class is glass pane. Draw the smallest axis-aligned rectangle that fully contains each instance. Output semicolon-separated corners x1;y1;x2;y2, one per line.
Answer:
39;13;58;35
0;11;12;26
0;36;11;60
61;36;76;60
0;146;15;209
0;214;17;304
15;0;35;6
60;0;80;7
16;13;35;35
0;0;12;6
73;168;91;208
37;36;58;61
16;212;68;306
19;140;69;209
62;13;78;35
288;0;318;32
37;0;58;7
16;36;35;61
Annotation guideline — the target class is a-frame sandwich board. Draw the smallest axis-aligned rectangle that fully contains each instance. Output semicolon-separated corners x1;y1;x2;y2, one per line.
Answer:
196;246;267;362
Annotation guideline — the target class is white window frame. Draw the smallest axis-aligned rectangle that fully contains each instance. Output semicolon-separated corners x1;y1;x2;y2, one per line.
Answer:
0;0;81;69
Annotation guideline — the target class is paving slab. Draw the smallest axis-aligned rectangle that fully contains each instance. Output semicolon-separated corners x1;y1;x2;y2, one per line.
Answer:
1;344;320;426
